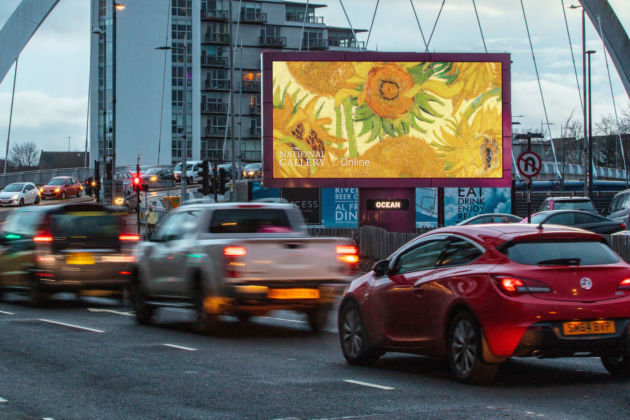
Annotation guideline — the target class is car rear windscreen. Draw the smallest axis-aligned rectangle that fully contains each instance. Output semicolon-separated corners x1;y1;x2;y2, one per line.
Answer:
501;240;620;266
50;211;121;250
554;201;595;211
209;209;292;233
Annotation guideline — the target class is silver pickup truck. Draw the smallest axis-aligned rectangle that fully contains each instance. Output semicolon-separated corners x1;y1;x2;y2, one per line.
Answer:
130;202;358;332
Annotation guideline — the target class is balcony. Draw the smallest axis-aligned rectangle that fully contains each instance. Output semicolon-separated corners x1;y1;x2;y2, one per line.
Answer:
201;55;228;67
250;103;261;114
328;38;366;50
201;9;228;21
249;127;262;137
285;13;324;24
204;32;230;44
241;80;261;92
204;79;231;91
241;11;267;24
201;102;228;114
205;126;231;137
301;38;329;50
259;35;286;48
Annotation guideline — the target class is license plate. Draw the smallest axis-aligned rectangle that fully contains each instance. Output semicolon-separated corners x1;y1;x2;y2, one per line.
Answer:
562;320;615;336
66;252;95;265
267;288;320;300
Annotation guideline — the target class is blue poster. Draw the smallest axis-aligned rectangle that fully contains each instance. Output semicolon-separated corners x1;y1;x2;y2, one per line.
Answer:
251;181;281;200
321;188;358;227
444;187;511;226
415;188;438;228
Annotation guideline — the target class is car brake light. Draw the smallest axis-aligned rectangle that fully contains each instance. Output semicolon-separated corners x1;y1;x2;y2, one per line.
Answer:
619;279;630;290
336;245;359;264
224;246;246;256
621;223;626;230
119;234;141;241
494;276;551;295
33;235;53;243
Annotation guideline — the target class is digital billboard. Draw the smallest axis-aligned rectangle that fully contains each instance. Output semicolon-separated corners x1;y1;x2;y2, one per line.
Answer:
262;52;511;188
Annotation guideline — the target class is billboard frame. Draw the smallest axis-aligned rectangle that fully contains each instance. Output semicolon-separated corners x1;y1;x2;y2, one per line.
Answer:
262;51;512;188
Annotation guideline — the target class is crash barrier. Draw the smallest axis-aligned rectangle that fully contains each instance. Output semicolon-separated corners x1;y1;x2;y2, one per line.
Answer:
0;167;92;187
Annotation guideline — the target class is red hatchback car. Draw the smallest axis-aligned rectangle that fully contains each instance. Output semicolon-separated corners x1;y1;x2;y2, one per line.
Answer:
40;176;83;200
338;224;630;384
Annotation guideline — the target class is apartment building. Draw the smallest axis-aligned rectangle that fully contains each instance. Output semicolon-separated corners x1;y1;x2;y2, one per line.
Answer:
90;0;364;168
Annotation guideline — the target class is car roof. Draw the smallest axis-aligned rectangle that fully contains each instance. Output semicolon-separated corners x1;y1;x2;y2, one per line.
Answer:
420;224;601;248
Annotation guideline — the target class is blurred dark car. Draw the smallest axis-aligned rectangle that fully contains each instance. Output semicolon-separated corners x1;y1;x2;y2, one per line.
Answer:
523;210;625;234
0;203;139;305
39;176;83;200
456;213;522;225
141;166;174;183
217;162;243;180
538;196;597;213
242;162;262;179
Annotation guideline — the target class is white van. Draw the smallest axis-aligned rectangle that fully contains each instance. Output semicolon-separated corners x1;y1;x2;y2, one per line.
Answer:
173;160;202;184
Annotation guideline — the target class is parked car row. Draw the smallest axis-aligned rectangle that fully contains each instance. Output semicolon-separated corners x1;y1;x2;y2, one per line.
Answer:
0;176;85;207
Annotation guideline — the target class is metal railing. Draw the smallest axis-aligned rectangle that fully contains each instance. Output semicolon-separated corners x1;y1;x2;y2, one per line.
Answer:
200;55;228;67
240;11;267;23
285;13;324;24
240;80;260;92
301;38;329;50
200;9;228;20
0;168;92;188
259;35;286;48
201;102;228;113
204;79;231;90
204;32;230;44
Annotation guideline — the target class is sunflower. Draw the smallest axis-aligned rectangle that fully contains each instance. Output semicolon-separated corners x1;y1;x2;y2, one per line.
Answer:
431;107;502;178
273;90;347;178
315;135;443;178
443;62;502;113
286;61;356;97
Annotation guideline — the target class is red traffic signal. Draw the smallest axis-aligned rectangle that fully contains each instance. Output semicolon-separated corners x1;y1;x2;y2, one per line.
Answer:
133;176;140;186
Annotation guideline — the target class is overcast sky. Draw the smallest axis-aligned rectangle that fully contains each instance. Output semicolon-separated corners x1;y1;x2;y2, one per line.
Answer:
0;0;628;156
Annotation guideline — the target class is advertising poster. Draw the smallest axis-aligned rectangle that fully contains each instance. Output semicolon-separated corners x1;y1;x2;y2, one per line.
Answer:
251;181;281;201
444;187;511;225
263;52;511;187
280;188;321;225
415;188;438;228
321;188;359;227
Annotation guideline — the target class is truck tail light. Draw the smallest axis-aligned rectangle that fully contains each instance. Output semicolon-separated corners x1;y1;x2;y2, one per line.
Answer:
33;234;53;243
336;245;359;264
224;246;246;278
119;234;141;241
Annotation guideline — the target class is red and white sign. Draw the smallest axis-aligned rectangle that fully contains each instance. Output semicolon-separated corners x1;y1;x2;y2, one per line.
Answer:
517;151;542;178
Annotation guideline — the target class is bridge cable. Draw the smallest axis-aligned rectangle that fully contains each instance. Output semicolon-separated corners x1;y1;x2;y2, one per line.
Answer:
366;0;380;49
409;0;428;52
519;0;562;180
298;0;311;52
471;0;487;53
3;56;18;175
560;0;583;114
597;15;627;184
426;0;446;51
157;0;172;165
339;0;359;48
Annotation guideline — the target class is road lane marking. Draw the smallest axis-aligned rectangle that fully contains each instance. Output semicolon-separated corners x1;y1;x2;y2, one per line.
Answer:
262;316;306;324
0;310;14;315
38;319;105;333
343;379;394;390
0;397;7;403
163;344;197;351
87;308;134;317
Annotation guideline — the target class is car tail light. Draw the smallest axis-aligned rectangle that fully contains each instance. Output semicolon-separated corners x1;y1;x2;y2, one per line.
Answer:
621;223;627;230
493;275;551;295
33;234;53;243
119;234;141;241
336;245;359;264
618;279;630;290
224;246;246;256
224;246;246;278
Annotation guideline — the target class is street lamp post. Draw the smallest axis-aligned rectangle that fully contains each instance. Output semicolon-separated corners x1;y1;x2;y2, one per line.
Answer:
586;49;596;199
515;132;544;223
156;33;189;203
111;1;125;201
570;4;588;196
92;27;107;203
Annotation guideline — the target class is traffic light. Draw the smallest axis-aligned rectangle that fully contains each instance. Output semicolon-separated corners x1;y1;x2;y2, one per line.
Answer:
132;176;148;192
197;160;211;195
218;168;227;195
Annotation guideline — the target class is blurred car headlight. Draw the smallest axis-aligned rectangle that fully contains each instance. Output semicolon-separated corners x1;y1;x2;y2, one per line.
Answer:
11;194;19;200
54;188;60;193
150;176;158;182
114;197;125;205
39;187;44;193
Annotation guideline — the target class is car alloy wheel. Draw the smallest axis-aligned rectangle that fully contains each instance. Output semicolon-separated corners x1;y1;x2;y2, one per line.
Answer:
339;302;381;365
34;195;40;205
18;198;24;207
130;275;154;325
448;311;498;384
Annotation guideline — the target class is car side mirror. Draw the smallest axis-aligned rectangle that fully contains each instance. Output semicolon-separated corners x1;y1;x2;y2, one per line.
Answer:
601;208;608;216
372;259;389;277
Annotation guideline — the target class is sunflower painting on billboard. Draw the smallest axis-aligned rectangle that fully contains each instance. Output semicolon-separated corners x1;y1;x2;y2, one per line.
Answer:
271;58;504;180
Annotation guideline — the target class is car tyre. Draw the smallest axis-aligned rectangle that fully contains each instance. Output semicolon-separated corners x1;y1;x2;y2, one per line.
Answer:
194;284;219;334
77;189;82;198
130;279;154;325
18;198;24;207
601;347;630;378
28;278;47;307
307;303;329;333
448;311;498;385
339;301;381;365
237;312;251;323
34;195;40;205
61;191;66;200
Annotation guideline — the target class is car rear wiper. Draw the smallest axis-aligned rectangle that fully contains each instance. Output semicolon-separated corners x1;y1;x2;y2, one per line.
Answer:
537;258;581;266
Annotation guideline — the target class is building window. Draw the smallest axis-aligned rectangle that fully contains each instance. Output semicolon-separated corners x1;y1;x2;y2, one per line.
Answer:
286;5;322;24
172;0;191;16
